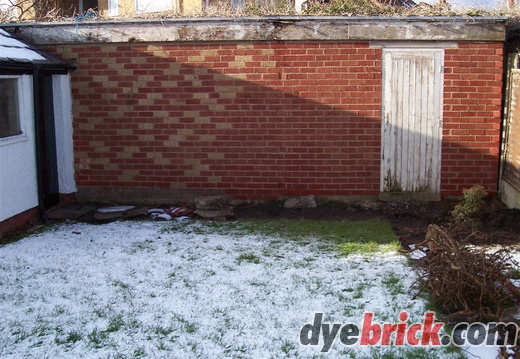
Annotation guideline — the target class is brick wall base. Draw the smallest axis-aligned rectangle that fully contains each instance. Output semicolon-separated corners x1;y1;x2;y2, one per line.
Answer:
76;186;225;204
76;185;378;204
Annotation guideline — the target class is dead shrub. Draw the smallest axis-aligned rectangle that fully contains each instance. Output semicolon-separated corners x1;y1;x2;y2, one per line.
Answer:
414;224;520;322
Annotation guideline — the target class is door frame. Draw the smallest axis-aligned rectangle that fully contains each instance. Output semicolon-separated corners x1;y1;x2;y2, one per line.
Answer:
379;47;444;201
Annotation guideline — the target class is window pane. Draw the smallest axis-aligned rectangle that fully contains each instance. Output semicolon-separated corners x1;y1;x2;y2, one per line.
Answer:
136;0;171;12
0;78;20;139
108;0;119;16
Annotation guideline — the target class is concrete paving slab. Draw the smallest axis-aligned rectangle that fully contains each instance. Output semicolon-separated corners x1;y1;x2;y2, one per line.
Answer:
47;205;97;220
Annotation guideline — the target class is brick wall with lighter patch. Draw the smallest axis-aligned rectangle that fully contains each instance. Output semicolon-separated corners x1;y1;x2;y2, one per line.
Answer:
49;41;502;201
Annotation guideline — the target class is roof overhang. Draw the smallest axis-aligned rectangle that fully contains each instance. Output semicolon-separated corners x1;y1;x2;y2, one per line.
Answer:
0;16;508;45
0;28;73;74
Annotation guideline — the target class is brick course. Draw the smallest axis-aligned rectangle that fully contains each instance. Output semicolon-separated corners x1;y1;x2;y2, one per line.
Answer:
48;41;503;201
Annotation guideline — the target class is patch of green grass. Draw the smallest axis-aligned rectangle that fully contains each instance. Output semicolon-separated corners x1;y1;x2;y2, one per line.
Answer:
339;241;380;255
106;315;125;333
86;327;109;349
93;306;108;318
55;330;82;346
165;218;400;256
172;313;198;334
11;328;30;343
185;322;198;334
10;322;29;344
111;280;130;289
153;325;176;337
229;218;400;255
52;305;69;316
248;280;265;287
280;340;297;355
182;277;193;288
236;253;260;264
382;272;405;296
183;218;402;257
30;322;51;338
353;284;367;300
156;339;169;351
0;224;54;247
128;240;155;253
293;260;312;269
242;218;395;243
133;347;146;357
356;346;466;359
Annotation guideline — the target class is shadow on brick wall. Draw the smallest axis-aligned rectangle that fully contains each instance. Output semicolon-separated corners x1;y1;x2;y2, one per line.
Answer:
60;42;501;203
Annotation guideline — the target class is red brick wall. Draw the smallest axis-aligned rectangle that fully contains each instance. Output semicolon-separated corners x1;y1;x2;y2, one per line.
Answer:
443;43;503;195
49;41;503;201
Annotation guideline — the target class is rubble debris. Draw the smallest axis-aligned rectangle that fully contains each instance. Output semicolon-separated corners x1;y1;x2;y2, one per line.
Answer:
195;195;234;219
94;205;147;221
97;205;135;213
283;195;317;209
195;195;232;209
151;213;172;221
122;207;148;218
355;201;381;211
166;206;194;217
147;208;165;215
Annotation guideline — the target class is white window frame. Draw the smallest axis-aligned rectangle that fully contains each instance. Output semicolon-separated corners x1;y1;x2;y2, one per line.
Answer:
134;0;171;13
0;75;29;147
108;0;119;16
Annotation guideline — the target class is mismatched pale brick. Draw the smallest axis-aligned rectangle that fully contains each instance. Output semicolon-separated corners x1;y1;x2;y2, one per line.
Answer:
45;41;503;200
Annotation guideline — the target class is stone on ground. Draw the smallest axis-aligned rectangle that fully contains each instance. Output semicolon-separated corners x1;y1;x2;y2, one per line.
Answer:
195;195;234;219
283;195;317;209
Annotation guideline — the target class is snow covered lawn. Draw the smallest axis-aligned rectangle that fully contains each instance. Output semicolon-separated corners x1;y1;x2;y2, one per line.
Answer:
0;219;466;358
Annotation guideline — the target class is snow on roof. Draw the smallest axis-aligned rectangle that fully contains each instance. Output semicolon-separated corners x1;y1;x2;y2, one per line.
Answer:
0;28;50;63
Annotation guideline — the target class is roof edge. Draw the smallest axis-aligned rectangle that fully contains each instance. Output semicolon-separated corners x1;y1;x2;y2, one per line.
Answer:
1;16;507;44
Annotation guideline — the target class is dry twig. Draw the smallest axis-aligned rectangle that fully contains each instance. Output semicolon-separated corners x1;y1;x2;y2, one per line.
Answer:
414;224;520;322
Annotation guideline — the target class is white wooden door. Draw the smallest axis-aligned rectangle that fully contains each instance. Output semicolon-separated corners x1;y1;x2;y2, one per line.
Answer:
381;48;444;198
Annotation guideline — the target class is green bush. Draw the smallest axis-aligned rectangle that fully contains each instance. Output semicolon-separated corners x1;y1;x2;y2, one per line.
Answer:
452;185;487;222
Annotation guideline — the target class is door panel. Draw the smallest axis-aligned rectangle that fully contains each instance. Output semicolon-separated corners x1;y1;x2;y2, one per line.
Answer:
381;49;444;198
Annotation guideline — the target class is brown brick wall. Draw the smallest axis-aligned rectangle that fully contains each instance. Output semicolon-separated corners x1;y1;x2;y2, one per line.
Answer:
48;41;503;201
